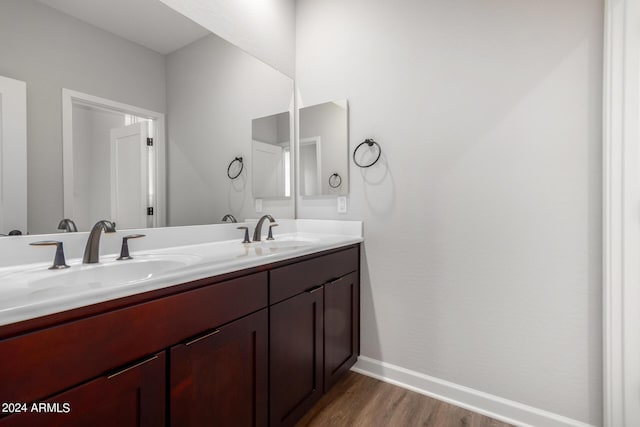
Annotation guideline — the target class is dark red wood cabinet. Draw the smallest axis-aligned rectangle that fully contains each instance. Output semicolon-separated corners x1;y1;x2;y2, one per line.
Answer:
0;352;166;427
170;309;268;427
269;246;360;427
324;271;360;390
270;287;324;427
0;244;359;427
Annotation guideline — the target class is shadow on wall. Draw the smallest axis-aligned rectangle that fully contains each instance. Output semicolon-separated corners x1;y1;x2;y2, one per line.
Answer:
227;163;247;217
359;150;395;217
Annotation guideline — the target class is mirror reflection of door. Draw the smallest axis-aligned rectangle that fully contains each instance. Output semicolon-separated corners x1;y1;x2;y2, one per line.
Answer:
110;122;150;230
251;112;291;199
253;140;284;197
65;90;163;231
0;75;27;235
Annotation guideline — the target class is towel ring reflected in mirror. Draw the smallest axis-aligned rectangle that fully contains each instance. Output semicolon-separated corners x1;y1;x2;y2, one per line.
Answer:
227;157;243;180
329;173;342;188
353;138;382;168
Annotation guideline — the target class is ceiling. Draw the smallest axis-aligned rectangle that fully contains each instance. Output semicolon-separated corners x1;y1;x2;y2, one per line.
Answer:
37;0;210;55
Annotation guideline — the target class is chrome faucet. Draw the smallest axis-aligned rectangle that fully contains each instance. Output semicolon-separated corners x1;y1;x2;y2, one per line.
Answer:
83;220;116;264
58;218;78;232
221;214;237;223
252;214;275;242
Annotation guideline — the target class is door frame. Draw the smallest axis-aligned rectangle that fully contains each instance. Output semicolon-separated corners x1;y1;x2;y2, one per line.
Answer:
603;0;640;425
62;89;166;227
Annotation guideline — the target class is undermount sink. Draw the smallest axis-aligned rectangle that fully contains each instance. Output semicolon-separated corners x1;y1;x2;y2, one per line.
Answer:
29;259;189;290
0;254;201;311
173;236;318;261
255;239;315;251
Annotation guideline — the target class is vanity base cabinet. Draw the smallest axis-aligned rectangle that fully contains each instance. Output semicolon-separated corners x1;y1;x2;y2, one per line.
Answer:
0;244;360;427
324;271;360;391
269;289;324;427
269;246;360;427
170;309;268;427
0;352;165;427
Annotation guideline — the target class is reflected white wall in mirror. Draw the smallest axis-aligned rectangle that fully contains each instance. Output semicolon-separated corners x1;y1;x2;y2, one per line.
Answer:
298;99;348;196
166;33;293;226
0;0;294;234
252;112;291;199
0;75;27;235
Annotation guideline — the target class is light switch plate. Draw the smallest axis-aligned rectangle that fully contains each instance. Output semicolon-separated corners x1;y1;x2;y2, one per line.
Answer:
255;198;263;213
337;196;347;214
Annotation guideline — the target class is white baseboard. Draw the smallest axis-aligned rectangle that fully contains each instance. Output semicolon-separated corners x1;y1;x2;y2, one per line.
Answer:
351;356;595;427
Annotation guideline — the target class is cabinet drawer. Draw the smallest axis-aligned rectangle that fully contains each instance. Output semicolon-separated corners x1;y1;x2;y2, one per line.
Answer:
270;247;358;304
0;352;166;427
0;272;267;405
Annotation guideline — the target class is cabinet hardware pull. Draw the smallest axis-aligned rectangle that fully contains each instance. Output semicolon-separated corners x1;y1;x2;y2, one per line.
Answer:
107;355;158;380
326;277;342;285
185;329;221;346
306;285;323;294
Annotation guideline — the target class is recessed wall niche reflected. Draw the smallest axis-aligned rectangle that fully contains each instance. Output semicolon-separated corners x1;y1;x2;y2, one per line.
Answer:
0;0;294;234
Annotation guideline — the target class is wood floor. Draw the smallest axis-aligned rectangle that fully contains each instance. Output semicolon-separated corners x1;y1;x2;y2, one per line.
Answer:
297;372;513;427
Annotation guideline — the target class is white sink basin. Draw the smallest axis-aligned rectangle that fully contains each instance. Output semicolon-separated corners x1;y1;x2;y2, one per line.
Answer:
255;239;314;251
168;237;317;262
29;259;190;290
0;254;202;310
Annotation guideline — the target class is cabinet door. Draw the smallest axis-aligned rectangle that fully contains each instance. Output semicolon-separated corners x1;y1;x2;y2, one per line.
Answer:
0;352;165;427
270;286;324;427
170;309;268;427
324;271;360;390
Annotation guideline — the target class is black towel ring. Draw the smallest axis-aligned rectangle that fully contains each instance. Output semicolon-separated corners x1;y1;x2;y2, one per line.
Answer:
329;173;342;188
227;157;243;180
353;138;381;168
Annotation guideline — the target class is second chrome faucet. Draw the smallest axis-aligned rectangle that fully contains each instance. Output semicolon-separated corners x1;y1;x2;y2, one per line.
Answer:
252;215;277;242
237;215;278;243
83;220;116;264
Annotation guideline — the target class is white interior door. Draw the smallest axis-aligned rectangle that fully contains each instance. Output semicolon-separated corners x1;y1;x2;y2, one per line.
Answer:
110;122;149;230
0;75;27;234
252;140;284;197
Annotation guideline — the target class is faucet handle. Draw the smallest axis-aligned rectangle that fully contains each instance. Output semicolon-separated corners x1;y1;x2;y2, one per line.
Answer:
117;234;145;260
237;226;251;244
267;223;279;240
30;241;70;269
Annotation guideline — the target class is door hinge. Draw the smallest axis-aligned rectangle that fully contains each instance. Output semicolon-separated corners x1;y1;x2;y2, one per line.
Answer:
147;207;154;216
147;137;153;146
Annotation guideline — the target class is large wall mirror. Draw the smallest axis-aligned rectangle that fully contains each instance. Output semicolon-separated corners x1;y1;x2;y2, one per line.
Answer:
299;100;349;196
0;0;294;234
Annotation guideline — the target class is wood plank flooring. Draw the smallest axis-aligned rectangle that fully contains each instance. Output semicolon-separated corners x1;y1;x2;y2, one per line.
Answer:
296;372;513;427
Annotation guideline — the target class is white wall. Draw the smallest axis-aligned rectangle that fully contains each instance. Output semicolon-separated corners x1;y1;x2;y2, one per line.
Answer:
159;0;296;77
296;0;603;425
166;33;294;226
253;114;280;144
0;0;166;234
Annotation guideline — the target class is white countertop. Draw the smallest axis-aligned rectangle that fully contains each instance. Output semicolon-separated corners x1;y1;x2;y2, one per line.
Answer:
0;220;362;327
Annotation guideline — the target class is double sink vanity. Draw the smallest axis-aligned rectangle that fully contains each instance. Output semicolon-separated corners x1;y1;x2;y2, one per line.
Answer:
0;219;363;427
